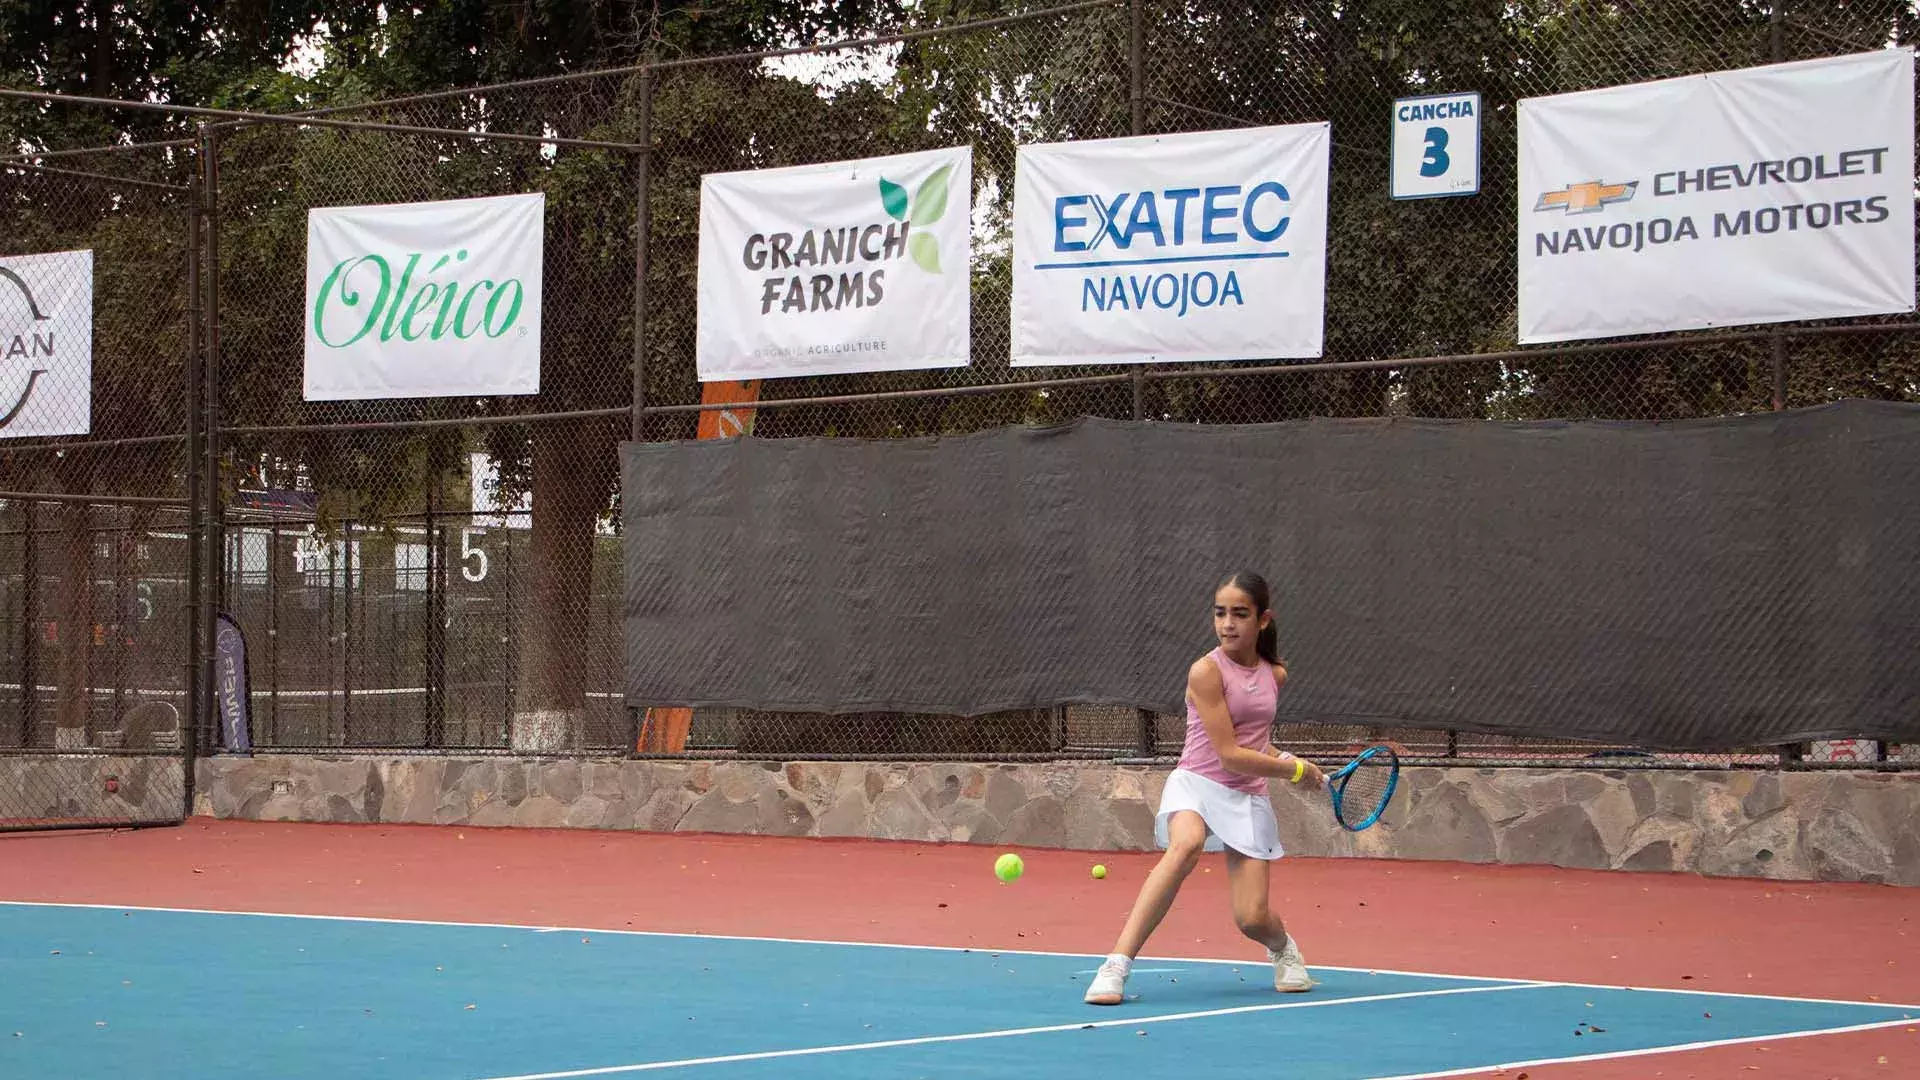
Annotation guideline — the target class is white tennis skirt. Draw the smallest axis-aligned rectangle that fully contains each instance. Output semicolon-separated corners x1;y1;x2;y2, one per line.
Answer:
1155;768;1285;861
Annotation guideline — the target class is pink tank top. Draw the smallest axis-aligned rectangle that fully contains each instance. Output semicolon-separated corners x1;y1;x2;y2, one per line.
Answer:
1177;648;1277;795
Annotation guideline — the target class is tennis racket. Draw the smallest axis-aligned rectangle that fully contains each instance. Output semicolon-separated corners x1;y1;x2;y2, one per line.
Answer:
1324;743;1401;831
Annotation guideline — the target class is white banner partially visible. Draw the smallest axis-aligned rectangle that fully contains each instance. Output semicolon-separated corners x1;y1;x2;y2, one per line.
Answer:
305;192;544;400
470;452;531;530
0;249;92;439
696;146;972;382
1518;49;1915;345
1011;123;1330;367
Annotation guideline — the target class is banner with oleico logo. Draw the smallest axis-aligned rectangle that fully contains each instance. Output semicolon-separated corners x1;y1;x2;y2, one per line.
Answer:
696;146;972;382
1010;123;1330;367
305;192;544;400
1518;49;1915;345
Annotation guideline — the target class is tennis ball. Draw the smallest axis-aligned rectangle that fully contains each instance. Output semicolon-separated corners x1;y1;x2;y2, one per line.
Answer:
994;852;1024;883
1091;864;1107;880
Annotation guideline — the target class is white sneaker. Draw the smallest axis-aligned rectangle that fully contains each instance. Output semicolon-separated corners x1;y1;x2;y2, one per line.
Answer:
1084;955;1131;1005
1270;935;1314;992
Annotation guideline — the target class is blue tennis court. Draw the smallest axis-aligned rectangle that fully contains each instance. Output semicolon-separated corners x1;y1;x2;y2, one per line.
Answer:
3;901;1913;1080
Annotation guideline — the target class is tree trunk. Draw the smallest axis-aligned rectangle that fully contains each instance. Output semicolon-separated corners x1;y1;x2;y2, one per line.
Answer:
90;0;114;92
510;423;615;752
52;503;96;749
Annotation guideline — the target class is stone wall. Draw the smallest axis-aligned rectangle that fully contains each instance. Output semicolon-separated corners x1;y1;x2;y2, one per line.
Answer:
3;754;186;824
192;756;1920;886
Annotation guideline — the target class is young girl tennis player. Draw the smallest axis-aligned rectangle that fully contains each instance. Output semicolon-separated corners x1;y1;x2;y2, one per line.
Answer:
1084;572;1325;1006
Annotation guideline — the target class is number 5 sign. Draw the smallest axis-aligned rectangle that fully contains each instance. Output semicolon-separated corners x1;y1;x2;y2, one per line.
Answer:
1390;92;1481;200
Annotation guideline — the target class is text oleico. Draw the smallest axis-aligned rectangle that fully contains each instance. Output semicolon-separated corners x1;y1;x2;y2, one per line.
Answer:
743;224;909;315
1051;182;1290;318
311;250;526;346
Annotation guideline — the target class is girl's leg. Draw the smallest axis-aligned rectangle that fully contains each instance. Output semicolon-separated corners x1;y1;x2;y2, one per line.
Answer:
1111;811;1209;958
1084;811;1208;1005
1223;847;1287;949
1224;848;1313;992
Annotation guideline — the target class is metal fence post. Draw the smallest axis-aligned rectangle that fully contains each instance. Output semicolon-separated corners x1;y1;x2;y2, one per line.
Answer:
344;519;358;745
1769;0;1802;772
627;70;654;755
200;125;226;753
18;502;39;746
631;71;653;446
1128;0;1159;759
268;515;280;743
1128;0;1147;425
183;139;206;809
426;474;446;748
1769;2;1789;413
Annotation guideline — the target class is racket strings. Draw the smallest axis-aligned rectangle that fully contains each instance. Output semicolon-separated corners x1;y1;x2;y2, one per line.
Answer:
1335;766;1390;806
1332;761;1395;824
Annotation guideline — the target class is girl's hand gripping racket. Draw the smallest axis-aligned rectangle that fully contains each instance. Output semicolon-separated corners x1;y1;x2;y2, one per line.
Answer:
1324;743;1401;831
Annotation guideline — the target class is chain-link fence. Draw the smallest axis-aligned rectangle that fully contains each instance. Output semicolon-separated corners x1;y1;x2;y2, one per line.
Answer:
202;76;644;757
629;0;1919;769
0;144;198;828
3;0;1916;782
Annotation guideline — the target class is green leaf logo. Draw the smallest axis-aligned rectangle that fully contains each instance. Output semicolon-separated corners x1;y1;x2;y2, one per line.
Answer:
910;164;952;226
908;232;941;274
879;177;909;221
881;160;956;274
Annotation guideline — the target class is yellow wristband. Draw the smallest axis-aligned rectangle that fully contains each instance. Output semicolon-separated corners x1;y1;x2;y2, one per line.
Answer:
1289;756;1305;783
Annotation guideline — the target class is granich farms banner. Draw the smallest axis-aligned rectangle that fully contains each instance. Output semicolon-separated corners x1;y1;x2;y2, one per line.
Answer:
696;146;973;382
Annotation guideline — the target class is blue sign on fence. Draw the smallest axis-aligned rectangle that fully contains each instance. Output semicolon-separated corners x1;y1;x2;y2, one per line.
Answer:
1391;91;1482;200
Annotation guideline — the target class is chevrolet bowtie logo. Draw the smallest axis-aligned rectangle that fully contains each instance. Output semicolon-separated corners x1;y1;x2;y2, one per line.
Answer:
1534;180;1638;214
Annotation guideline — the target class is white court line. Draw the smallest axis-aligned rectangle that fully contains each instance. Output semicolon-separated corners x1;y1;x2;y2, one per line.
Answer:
1359;1016;1920;1080
3;900;1916;1012
468;984;1543;1080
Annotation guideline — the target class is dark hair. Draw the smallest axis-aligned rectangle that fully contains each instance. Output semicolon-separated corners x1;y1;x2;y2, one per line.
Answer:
1218;571;1280;665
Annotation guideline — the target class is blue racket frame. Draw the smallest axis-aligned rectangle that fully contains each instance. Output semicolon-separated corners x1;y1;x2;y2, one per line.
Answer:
1327;744;1401;831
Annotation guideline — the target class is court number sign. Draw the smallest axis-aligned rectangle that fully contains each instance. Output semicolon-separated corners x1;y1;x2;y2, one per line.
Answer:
1391;92;1481;200
460;529;489;583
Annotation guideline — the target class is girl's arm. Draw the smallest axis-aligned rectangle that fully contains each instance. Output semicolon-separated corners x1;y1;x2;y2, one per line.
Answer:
1262;741;1325;787
1261;662;1319;782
